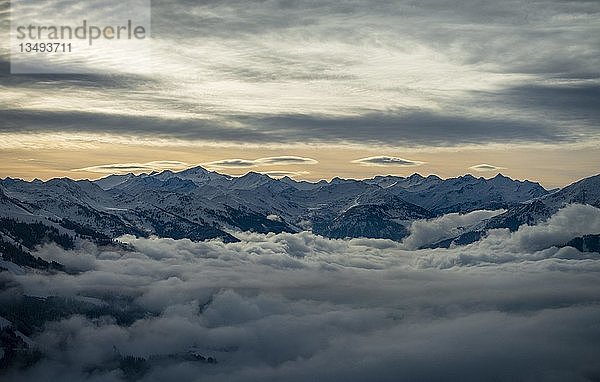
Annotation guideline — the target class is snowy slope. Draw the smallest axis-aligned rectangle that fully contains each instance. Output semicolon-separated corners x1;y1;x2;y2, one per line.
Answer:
383;173;548;214
94;173;137;190
3;169;596;244
486;174;600;231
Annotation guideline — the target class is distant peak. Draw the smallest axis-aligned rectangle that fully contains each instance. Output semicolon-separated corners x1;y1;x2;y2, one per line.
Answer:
408;173;424;179
180;165;209;174
244;171;265;178
236;171;274;182
492;173;510;180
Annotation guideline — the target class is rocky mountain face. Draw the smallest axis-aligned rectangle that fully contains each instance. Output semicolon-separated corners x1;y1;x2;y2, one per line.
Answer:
429;174;600;248
2;168;597;249
485;174;600;231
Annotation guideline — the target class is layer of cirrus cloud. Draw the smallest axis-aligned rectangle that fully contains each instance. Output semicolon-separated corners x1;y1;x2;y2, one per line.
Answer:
2;204;599;381
2;0;599;150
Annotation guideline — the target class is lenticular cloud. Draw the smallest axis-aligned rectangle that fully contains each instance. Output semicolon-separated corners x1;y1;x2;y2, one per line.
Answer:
2;205;600;382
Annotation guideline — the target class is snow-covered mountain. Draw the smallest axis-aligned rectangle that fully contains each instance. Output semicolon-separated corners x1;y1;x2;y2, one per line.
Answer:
485;174;600;231
381;173;548;214
2;167;596;247
313;196;434;241
428;174;600;249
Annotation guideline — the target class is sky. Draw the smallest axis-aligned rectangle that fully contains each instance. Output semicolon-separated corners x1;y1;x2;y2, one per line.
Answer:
1;0;599;187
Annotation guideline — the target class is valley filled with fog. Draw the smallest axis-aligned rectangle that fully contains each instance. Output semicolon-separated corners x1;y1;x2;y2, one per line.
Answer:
2;204;600;381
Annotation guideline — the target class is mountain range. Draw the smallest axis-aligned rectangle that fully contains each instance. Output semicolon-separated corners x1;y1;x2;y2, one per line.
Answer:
1;167;599;268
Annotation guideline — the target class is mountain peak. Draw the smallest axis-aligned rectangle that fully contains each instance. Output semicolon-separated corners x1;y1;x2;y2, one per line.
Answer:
233;171;273;184
243;171;269;179
179;165;210;175
3;169;598;246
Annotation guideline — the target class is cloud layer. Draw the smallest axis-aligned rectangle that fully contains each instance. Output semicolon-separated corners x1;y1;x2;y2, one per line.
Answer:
1;0;599;150
2;204;600;381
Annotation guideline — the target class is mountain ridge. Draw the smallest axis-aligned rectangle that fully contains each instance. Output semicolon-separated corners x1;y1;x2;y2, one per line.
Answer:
1;167;598;252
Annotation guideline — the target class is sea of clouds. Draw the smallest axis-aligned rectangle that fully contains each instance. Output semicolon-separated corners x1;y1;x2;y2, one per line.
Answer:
2;204;600;381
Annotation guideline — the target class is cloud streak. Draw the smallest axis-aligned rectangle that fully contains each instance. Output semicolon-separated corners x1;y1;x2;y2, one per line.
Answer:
469;164;507;172
352;156;425;167
203;156;318;169
72;161;190;174
258;171;310;178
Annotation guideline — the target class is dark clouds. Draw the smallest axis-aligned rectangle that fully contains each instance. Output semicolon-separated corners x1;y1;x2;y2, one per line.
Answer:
0;107;583;147
148;0;600;79
470;83;600;126
2;204;600;381
1;0;599;148
225;110;585;146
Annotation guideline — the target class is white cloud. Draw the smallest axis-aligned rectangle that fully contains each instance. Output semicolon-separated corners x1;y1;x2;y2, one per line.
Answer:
469;164;507;172
415;203;600;268
402;209;505;250
202;159;257;168
72;161;189;174
203;156;318;169
500;203;600;253
257;156;318;166
4;205;600;381
259;171;310;178
351;156;425;167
